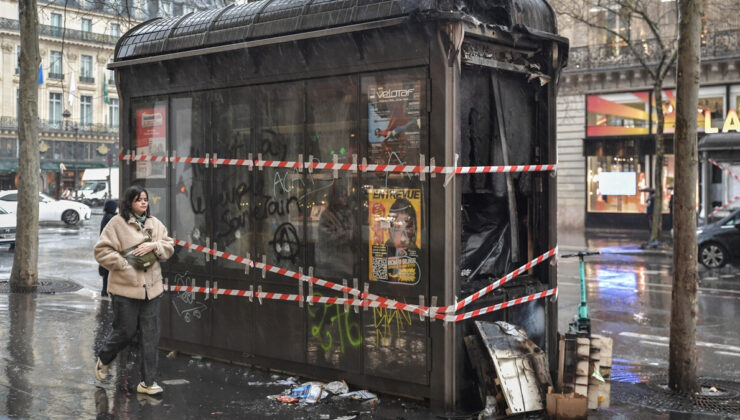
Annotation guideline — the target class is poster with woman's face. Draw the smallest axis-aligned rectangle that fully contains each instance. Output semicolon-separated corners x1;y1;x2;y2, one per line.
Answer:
368;187;422;285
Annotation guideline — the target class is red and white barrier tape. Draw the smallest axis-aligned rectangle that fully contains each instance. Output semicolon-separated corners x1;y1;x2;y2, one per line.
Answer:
172;238;557;319
164;284;557;322
709;159;740;183
174;239;359;297
709;195;740;217
120;153;556;174
435;247;558;314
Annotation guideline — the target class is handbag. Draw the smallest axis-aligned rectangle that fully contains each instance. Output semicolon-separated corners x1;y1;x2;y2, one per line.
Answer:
120;239;158;270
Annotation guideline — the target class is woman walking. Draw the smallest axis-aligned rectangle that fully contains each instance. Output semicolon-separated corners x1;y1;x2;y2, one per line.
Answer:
94;185;174;395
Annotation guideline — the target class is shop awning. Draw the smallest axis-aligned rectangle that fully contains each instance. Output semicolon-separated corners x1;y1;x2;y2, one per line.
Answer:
0;160;17;174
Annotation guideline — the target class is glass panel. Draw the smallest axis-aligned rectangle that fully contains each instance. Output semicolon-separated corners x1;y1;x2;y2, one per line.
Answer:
660;86;726;133
169;96;208;271
304;76;361;369
361;69;428;385
587;155;647;213
211;87;253;273
253;82;305;280
587;92;650;136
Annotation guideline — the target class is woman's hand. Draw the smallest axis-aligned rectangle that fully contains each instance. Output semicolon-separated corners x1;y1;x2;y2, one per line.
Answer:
133;242;157;256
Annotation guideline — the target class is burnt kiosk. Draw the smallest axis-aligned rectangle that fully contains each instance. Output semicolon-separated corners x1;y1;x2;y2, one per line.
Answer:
111;0;567;409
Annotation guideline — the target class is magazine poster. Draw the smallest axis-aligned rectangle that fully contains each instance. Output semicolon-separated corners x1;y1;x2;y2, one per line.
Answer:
367;78;422;165
136;107;167;179
368;188;422;285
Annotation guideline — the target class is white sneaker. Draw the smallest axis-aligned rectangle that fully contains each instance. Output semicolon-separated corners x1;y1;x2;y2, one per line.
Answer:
95;357;109;381
137;381;164;395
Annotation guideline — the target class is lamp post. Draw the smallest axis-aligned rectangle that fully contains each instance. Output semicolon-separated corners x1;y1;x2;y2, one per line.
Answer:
62;109;79;200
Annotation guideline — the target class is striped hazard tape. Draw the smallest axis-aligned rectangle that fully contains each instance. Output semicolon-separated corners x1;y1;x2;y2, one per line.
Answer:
120;153;556;174
709;159;740;183
164;284;557;322
171;238;557;320
707;159;740;217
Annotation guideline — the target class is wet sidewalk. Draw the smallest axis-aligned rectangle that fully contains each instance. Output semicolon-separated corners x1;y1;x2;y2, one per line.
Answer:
0;287;736;418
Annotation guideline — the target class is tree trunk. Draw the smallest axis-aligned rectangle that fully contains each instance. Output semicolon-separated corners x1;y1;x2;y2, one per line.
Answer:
12;0;41;293
669;0;701;394
651;84;665;242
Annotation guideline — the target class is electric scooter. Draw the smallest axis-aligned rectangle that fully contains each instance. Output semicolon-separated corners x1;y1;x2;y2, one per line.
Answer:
560;250;600;335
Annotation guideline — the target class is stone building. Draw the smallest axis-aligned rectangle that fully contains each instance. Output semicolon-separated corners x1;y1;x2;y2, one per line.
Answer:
552;0;740;229
0;0;222;198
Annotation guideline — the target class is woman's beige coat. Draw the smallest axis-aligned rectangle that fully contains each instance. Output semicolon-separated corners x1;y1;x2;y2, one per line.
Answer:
94;215;174;299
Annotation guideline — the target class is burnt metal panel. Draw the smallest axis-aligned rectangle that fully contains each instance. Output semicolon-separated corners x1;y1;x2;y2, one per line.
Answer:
114;0;563;62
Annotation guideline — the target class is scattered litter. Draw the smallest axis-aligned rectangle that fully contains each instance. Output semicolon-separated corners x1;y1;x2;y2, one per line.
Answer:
166;351;177;359
335;416;356;420
709;386;718;393
161;379;190;385
191;355;203;360
248;377;299;387
276;396;299;403
319;414;330;419
337;390;377;400
325;380;349;395
211;412;224;415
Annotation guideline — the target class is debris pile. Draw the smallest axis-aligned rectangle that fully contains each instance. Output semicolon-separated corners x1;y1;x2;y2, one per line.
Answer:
268;379;378;406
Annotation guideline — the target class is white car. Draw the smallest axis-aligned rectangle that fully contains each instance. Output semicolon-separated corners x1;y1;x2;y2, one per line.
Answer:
0;190;91;226
0;205;16;250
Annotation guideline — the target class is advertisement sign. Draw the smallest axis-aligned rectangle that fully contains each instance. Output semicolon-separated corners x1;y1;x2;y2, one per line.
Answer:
598;172;636;196
367;78;422;165
136;107;167;179
368;188;422;285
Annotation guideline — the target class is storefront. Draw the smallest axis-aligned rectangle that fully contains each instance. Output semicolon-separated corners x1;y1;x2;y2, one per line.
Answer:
584;85;740;228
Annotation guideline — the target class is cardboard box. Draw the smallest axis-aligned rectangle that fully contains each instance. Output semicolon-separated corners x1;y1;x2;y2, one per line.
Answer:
546;388;588;419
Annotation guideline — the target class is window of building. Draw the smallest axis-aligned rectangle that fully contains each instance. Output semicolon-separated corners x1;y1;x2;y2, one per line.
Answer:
49;50;63;79
15;46;20;74
80;55;94;83
110;23;120;37
49;93;62;128
591;7;630;56
108;59;115;83
109;98;119;127
657;86;725;134
81;18;92;33
50;13;62;36
80;96;93;126
587;92;650;136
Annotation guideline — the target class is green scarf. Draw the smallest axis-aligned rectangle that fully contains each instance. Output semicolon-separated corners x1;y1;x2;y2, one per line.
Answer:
134;213;147;230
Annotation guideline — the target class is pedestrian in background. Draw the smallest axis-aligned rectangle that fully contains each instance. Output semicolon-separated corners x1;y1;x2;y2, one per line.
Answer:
94;185;174;395
98;199;118;297
646;189;655;232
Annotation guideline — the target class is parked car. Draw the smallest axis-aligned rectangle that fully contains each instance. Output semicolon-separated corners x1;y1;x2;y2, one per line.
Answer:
0;190;91;226
0;205;16;251
697;208;740;268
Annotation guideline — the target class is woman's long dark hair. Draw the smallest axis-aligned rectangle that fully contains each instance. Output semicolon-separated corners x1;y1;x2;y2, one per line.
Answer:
119;185;150;220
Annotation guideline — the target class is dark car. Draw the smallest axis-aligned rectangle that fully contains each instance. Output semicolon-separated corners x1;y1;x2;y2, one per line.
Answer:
698;208;740;268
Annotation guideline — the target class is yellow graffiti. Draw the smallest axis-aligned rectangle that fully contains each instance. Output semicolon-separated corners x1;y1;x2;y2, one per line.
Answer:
372;305;412;347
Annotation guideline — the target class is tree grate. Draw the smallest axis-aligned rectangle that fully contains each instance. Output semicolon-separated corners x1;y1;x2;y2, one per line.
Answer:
0;279;82;294
613;377;740;415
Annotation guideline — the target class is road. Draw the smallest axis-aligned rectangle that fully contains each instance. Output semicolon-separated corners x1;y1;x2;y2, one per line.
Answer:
557;244;740;382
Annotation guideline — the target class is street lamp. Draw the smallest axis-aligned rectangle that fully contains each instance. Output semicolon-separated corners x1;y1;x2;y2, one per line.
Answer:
62;109;79;200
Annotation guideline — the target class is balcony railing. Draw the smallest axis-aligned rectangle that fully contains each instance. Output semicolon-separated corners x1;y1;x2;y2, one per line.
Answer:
48;72;64;80
79;76;95;83
0;17;118;46
0;116;118;136
567;28;740;71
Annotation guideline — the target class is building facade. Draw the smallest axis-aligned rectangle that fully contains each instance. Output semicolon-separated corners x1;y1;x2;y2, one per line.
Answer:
553;1;740;229
0;0;222;198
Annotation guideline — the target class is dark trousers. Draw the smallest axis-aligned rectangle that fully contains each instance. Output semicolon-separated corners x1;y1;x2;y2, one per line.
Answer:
98;295;161;386
101;272;109;296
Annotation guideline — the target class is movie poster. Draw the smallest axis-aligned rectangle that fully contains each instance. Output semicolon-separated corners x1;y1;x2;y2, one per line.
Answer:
368;188;422;285
367;78;422;165
136;107;167;179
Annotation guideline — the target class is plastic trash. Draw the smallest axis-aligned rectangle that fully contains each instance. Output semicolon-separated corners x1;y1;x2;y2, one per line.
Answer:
337;390;377;400
325;380;349;395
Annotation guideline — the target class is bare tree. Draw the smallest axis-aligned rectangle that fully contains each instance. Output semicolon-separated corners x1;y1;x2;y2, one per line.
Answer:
555;0;678;241
669;0;701;394
13;0;42;293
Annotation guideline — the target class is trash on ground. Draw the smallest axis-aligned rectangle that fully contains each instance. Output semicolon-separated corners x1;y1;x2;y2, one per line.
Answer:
324;380;349;395
334;416;357;420
276;395;299;403
337;390;377;400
